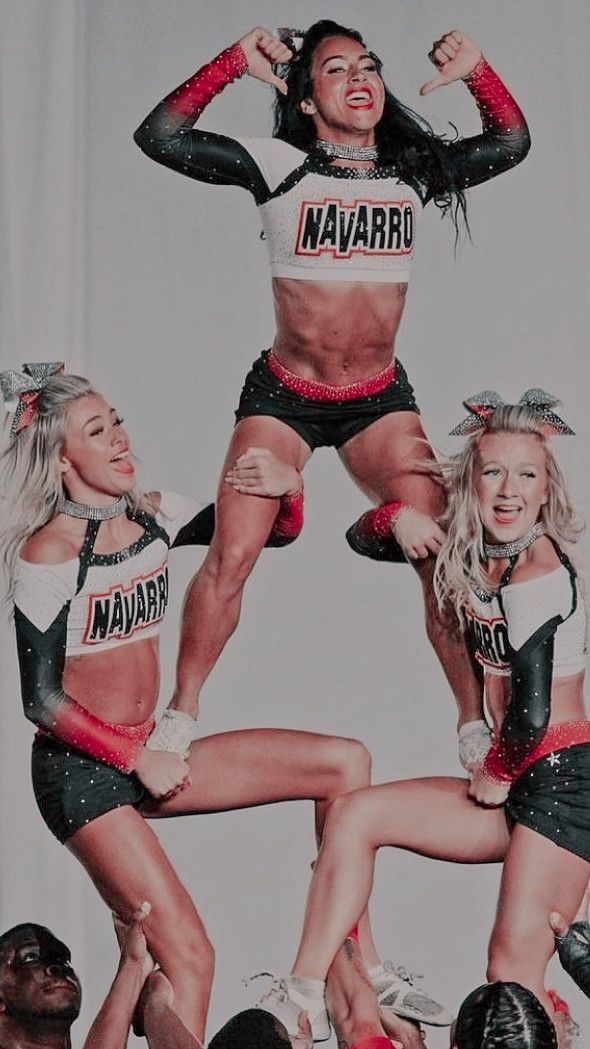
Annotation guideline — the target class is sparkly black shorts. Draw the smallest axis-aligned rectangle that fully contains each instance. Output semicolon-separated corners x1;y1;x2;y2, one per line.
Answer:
31;735;144;844
506;744;590;862
234;351;420;451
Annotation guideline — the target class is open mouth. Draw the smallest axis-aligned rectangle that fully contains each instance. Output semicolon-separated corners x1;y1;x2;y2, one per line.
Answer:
493;504;521;525
110;450;134;474
346;89;373;108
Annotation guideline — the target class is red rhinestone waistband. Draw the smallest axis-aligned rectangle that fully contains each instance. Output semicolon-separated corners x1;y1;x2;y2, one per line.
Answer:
266;351;397;402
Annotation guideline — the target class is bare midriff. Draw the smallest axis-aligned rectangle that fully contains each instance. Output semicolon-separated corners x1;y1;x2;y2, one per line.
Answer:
272;277;408;385
485;672;587;739
62;636;160;726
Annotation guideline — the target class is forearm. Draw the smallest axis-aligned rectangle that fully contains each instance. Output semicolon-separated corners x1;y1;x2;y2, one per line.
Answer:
448;58;531;189
484;631;554;782
83;957;146;1049
133;43;249;177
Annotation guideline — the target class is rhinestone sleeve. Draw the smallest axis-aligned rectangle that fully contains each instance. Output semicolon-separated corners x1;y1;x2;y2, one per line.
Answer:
14;603;150;773
133;45;269;199
483;623;557;781
267;487;304;546
441;58;531;191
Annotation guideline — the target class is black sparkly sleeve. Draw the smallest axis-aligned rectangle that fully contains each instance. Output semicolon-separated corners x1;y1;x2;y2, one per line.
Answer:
441;59;531;193
134;44;270;203
14;605;146;772
485;616;559;779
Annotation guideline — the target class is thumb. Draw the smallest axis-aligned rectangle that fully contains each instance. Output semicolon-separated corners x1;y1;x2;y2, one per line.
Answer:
550;911;568;939
270;73;288;96
298;1010;312;1036
419;74;446;96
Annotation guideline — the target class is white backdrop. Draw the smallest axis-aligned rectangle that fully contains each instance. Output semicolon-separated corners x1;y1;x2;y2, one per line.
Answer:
1;2;590;1045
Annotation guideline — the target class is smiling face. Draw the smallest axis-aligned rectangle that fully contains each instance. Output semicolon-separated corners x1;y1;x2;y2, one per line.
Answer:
0;926;81;1022
301;35;385;142
59;392;135;504
475;432;549;544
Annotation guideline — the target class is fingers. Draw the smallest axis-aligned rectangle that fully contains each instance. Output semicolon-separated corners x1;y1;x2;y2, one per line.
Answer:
254;28;292;64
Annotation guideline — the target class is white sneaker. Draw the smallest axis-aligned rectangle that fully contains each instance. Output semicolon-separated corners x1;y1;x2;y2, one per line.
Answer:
252;973;331;1042
371;961;453;1027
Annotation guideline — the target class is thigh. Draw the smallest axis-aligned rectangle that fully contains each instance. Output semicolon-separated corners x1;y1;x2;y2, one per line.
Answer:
210;417;312;551
68;805;207;942
145;728;363;816
491;822;590;963
325;777;509;864
338;411;443;516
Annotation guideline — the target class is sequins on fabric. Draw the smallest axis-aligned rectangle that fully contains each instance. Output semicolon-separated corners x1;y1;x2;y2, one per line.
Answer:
266;352;397;402
167;44;248;118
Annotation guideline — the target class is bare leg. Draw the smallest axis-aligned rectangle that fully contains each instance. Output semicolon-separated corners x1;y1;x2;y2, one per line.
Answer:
144;727;381;967
173;416;311;714
339;412;483;726
143;972;203;1049
289;777;509;980
326;933;424;1049
68;808;214;1043
488;822;590;1016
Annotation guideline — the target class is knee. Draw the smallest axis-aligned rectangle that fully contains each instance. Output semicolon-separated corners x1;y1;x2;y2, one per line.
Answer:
323;791;372;850
150;911;215;985
328;737;372;796
175;924;215;985
203;538;261;592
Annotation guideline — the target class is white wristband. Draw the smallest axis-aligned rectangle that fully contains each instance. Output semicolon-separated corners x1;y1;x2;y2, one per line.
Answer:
458;719;492;770
146;709;199;757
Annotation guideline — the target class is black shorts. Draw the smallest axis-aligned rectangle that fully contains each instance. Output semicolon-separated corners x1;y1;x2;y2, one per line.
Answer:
31;735;144;844
234;351;420;451
507;744;590;862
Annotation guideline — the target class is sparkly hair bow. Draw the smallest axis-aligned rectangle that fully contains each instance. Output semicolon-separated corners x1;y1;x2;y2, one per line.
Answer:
0;361;64;436
450;389;574;436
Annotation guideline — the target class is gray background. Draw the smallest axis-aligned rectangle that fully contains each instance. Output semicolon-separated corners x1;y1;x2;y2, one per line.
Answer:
1;2;589;1045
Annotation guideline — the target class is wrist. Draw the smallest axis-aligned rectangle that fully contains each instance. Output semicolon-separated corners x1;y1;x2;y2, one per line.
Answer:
462;54;486;82
284;469;304;497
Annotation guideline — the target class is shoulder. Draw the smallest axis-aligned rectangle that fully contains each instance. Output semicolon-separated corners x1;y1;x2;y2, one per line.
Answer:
20;518;83;565
154;491;202;541
508;536;561;585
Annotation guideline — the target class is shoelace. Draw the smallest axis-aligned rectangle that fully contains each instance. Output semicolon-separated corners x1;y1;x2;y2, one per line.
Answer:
383;963;424;987
243;971;289;1003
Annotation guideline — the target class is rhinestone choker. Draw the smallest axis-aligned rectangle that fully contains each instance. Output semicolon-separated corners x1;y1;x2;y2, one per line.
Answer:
483;522;545;560
58;495;128;521
315;139;378;162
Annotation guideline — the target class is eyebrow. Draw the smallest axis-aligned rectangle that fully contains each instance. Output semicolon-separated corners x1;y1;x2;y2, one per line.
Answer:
82;408;117;429
321;51;372;67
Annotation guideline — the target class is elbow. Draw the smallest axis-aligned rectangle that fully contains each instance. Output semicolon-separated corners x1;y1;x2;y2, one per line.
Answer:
512;124;532;166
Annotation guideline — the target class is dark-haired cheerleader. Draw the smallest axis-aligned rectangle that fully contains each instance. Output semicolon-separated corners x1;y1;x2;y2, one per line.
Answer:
134;22;530;745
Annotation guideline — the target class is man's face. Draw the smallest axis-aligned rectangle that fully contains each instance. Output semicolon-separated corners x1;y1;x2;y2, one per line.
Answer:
0;926;82;1022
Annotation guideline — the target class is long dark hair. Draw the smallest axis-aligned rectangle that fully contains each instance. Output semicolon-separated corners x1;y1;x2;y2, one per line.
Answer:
454;983;557;1048
273;20;468;233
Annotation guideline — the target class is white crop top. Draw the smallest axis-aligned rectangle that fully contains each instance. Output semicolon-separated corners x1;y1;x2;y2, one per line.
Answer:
237;138;422;284
13;492;200;657
467;564;587;678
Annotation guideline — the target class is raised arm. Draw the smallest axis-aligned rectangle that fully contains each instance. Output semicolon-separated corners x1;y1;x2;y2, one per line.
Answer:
133;28;291;199
420;30;530;193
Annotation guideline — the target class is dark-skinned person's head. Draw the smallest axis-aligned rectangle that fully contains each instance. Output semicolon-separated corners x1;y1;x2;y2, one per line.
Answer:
452;982;557;1049
0;924;82;1029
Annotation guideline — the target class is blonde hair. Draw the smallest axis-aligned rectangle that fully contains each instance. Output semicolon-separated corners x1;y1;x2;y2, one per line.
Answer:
434;406;582;618
0;373;146;596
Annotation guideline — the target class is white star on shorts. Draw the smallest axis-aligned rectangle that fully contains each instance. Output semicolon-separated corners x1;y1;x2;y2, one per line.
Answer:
547;752;561;768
